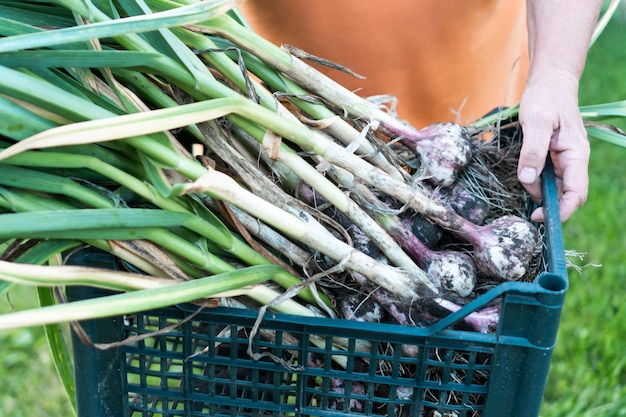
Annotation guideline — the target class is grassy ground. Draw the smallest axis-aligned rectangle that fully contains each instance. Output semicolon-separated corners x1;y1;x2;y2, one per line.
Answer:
539;10;626;417
1;8;625;417
0;285;74;416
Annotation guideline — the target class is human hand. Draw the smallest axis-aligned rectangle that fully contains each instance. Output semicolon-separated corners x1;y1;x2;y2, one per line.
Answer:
517;71;590;222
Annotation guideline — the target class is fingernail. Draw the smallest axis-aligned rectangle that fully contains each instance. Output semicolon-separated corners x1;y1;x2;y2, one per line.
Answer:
519;167;537;184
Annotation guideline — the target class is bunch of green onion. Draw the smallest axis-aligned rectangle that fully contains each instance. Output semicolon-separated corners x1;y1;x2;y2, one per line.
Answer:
1;0;625;330
1;0;626;408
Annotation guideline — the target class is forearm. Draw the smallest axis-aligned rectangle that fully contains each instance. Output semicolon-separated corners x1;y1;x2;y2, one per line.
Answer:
518;0;602;222
526;0;603;83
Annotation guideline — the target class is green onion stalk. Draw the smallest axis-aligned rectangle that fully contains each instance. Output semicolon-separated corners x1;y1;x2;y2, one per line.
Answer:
0;88;436;298
0;148;322;281
0;170;327;304
0;20;334;304
0;264;297;330
172;26;406;179
1;0;625;334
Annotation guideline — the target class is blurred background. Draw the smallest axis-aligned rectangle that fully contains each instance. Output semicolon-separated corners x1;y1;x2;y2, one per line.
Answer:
539;4;626;416
1;4;625;417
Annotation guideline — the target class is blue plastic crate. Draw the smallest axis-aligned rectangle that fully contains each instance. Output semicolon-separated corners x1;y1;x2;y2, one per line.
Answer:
67;159;566;417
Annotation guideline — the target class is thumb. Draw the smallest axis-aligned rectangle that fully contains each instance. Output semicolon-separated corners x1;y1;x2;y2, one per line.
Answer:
517;118;552;204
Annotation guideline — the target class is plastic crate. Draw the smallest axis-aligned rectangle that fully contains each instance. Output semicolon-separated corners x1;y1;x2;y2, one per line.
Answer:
66;159;566;417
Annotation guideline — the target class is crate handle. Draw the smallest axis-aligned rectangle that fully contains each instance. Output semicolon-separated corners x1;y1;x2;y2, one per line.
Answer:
540;156;568;279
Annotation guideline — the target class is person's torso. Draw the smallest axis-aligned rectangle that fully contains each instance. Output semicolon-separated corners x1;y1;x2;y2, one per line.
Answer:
238;0;529;127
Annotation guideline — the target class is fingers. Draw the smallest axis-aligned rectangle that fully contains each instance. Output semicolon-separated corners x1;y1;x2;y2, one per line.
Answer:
529;156;588;223
555;150;589;222
518;112;589;223
529;207;545;223
518;115;552;206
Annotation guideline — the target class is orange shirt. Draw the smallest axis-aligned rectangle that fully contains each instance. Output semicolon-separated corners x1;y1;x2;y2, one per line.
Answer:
238;0;529;128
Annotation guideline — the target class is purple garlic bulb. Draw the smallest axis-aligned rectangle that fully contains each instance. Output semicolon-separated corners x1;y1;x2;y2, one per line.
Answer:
456;215;539;280
401;122;473;187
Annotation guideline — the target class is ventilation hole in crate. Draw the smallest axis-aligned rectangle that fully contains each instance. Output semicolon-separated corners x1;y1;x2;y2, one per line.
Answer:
120;310;494;417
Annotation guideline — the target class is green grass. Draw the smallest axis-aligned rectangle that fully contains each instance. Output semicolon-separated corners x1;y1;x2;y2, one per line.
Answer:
540;11;626;417
1;8;625;417
541;138;626;417
0;285;74;416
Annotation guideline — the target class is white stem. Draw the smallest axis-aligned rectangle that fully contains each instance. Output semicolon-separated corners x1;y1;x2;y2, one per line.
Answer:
183;167;426;300
268;104;432;289
320;163;433;289
228;205;312;266
0;261;172;290
320;140;451;223
283;56;424;140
